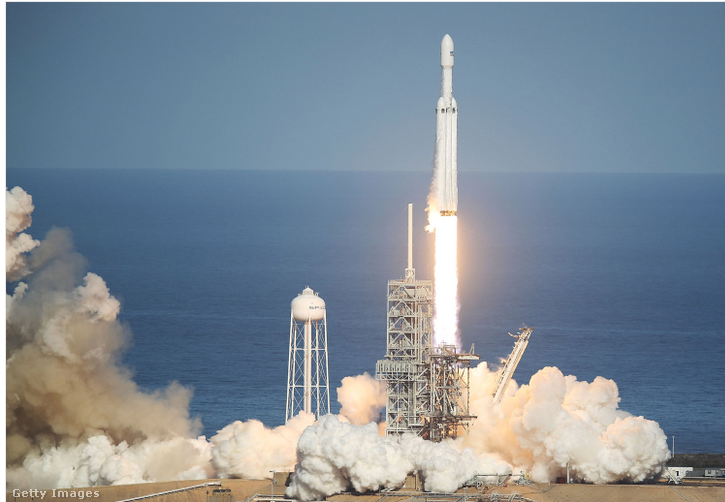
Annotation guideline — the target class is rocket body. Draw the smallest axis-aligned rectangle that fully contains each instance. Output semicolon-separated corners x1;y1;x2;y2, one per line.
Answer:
435;34;458;216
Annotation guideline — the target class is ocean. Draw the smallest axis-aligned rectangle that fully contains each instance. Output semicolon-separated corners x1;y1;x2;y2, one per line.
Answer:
6;168;725;454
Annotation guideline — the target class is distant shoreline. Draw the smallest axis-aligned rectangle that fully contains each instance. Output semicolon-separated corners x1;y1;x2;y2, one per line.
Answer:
667;453;725;467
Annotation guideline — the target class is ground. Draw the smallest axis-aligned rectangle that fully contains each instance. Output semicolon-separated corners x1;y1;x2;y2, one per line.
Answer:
7;478;725;502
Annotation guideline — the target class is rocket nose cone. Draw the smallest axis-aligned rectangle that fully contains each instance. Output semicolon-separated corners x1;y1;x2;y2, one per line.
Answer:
441;34;454;68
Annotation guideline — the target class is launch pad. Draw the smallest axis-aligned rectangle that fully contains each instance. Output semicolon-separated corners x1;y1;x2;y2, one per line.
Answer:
375;204;478;441
425;343;478;441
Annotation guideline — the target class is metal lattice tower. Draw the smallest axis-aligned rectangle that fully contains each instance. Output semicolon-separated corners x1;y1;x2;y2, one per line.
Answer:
425;344;478;441
286;287;330;423
376;204;479;440
376;204;434;436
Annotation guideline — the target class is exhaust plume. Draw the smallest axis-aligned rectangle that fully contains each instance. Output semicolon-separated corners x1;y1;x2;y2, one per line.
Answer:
287;364;670;500
6;186;40;282
337;373;386;426
285;415;510;501
6;187;211;489
428;213;459;346
5;186;390;490
210;373;387;482
463;363;671;484
210;413;315;479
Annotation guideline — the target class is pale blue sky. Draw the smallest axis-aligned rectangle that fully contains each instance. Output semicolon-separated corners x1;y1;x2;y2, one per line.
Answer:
7;3;725;173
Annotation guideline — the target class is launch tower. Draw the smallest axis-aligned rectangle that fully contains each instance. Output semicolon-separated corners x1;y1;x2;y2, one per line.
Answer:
286;287;330;422
375;205;477;440
376;204;434;436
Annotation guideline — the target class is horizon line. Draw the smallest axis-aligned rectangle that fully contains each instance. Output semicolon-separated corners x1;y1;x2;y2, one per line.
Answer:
6;167;725;176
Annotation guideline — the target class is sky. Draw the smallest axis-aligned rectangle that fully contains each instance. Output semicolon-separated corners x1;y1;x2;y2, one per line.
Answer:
6;2;725;173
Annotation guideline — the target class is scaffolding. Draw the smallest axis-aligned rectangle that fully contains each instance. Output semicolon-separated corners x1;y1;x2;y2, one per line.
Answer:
376;204;478;440
425;344;479;441
376;269;434;436
376;204;434;437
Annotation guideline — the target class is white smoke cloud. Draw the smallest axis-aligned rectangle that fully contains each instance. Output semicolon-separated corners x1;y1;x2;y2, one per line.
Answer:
286;415;512;501
6;186;40;281
337;373;386;426
210;412;315;480
7;435;213;490
462;364;671;484
288;364;670;500
5;187;392;491
6;186;211;489
400;435;510;493
5;186;385;490
286;415;414;501
209;373;389;482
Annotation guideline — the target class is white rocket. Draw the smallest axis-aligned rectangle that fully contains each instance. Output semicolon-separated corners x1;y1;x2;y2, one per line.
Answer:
435;34;458;216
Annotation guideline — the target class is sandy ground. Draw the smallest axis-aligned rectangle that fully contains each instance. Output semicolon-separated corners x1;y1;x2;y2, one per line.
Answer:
7;479;725;502
489;481;725;502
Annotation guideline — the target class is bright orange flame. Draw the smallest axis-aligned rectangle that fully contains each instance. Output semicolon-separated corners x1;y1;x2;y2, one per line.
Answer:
428;211;459;346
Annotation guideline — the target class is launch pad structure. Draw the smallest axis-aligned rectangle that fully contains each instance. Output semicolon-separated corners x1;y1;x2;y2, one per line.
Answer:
376;204;478;441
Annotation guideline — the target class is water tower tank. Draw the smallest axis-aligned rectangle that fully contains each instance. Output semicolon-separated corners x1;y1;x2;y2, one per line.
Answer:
291;287;326;322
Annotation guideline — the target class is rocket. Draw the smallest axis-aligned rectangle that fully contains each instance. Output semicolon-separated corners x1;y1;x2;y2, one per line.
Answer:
435;34;458;216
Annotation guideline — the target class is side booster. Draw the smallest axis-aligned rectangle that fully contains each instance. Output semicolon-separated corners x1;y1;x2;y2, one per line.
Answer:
435;34;458;216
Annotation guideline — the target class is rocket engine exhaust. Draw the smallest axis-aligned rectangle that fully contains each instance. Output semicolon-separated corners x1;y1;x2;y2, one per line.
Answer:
427;34;460;347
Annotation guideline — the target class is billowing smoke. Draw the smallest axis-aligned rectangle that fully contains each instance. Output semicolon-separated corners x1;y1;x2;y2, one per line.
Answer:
8;435;213;489
5;189;380;491
337;373;386;426
210;412;315;479
286;415;510;501
7;186;670;494
6;186;40;281
209;374;386;482
6;187;213;488
286;364;670;500
463;363;671;484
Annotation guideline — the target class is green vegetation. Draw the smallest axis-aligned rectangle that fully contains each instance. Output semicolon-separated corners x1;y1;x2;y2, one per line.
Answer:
667;454;725;468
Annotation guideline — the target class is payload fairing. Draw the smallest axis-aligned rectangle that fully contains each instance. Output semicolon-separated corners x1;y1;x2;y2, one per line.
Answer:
435;34;458;216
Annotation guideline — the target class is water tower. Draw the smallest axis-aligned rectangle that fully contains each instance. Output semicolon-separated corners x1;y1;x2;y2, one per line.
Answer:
286;287;330;422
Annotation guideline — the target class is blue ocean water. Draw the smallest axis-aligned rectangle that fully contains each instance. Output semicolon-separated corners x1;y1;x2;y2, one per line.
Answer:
7;168;725;453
